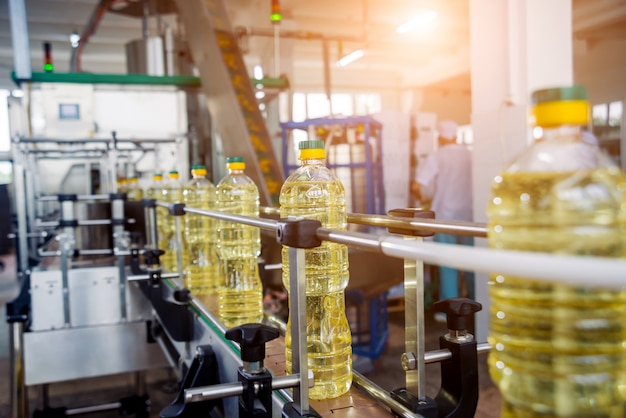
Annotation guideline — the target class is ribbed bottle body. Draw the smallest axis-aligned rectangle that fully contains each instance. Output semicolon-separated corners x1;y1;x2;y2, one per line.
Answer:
158;174;186;272
488;132;626;417
216;164;264;328
182;171;220;295
280;160;352;400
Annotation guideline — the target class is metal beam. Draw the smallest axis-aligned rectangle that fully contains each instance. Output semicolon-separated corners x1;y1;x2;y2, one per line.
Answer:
8;0;31;79
175;0;284;206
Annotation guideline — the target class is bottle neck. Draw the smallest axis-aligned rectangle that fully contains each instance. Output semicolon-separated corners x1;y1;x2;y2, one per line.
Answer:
299;157;325;166
538;124;583;142
228;169;244;175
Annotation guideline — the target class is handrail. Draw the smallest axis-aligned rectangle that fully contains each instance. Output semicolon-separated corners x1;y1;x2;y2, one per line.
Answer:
260;206;487;237
161;202;626;289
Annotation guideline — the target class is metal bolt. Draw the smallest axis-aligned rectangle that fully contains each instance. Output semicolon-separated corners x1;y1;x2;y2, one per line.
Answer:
401;352;417;371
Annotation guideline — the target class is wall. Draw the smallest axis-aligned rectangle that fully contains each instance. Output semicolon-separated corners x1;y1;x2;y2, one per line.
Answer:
574;38;626;104
419;88;471;125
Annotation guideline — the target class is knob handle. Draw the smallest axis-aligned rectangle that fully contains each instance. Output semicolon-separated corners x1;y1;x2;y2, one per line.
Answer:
434;298;482;331
225;323;280;363
144;249;165;266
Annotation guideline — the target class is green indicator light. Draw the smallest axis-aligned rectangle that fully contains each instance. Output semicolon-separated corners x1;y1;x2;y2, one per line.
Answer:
270;13;282;22
43;63;54;72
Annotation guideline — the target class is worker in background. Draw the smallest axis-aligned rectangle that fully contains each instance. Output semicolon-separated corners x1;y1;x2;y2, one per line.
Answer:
410;119;474;322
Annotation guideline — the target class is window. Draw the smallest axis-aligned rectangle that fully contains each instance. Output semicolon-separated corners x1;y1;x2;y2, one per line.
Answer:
592;101;623;168
290;92;382;122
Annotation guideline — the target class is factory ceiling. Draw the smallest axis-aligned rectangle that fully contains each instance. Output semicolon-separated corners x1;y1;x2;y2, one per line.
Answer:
0;0;625;93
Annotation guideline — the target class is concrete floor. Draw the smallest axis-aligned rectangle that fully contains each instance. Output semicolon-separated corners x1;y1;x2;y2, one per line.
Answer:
0;252;502;417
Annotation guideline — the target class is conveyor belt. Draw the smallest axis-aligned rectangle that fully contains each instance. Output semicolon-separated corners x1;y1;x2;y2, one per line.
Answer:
193;294;399;417
174;0;284;206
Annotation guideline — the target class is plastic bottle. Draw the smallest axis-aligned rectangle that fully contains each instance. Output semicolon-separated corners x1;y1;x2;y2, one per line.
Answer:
279;140;352;400
128;176;142;201
145;173;163;199
216;157;264;328
182;165;220;295
144;173;163;249
159;170;186;273
117;176;128;194
487;85;626;417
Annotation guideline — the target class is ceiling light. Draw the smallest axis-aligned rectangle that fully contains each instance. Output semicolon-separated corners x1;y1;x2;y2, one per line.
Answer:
337;49;365;67
396;11;437;34
69;31;80;48
253;64;264;80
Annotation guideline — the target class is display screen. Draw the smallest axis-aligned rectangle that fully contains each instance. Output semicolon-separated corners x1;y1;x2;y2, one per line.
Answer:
58;103;80;120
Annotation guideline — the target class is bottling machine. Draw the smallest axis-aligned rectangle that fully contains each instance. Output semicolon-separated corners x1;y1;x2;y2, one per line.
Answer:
8;1;626;416
8;100;626;418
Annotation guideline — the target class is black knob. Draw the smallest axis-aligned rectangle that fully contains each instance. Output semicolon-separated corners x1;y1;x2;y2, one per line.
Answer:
173;288;191;303
144;249;165;266
225;323;280;363
434;298;482;331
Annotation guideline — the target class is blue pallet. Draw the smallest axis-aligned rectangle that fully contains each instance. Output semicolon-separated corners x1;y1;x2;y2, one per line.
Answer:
346;289;389;360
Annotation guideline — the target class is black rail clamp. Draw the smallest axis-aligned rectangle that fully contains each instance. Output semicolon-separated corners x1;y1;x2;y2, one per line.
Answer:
141;198;157;208
58;219;78;228
226;324;280;418
391;297;482;418
434;298;482;418
168;203;186;217
276;217;322;249
129;248;194;342
109;192;128;202
57;194;77;202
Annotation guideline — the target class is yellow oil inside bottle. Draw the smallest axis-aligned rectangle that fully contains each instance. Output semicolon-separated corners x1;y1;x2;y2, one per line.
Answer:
144;174;163;250
280;176;352;400
128;176;142;201
182;167;220;295
216;160;264;328
487;168;626;417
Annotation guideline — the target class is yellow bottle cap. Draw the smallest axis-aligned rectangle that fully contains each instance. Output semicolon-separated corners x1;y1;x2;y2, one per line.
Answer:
531;86;589;127
298;140;325;160
226;157;245;170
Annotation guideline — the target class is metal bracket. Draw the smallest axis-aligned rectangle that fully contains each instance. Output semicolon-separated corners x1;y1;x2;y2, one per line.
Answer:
130;249;194;342
160;345;222;418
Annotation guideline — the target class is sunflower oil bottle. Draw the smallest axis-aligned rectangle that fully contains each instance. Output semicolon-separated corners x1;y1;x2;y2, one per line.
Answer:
182;165;220;295
159;170;186;272
145;173;163;199
487;85;626;417
143;173;163;250
116;176;128;194
216;157;264;328
279;140;352;400
128;176;142;201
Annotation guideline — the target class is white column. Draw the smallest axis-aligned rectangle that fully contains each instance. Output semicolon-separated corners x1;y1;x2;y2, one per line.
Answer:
469;0;573;342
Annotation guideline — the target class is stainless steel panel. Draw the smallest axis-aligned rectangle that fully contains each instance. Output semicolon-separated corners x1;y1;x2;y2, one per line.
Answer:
23;322;168;386
30;269;65;331
68;266;121;327
30;266;152;330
